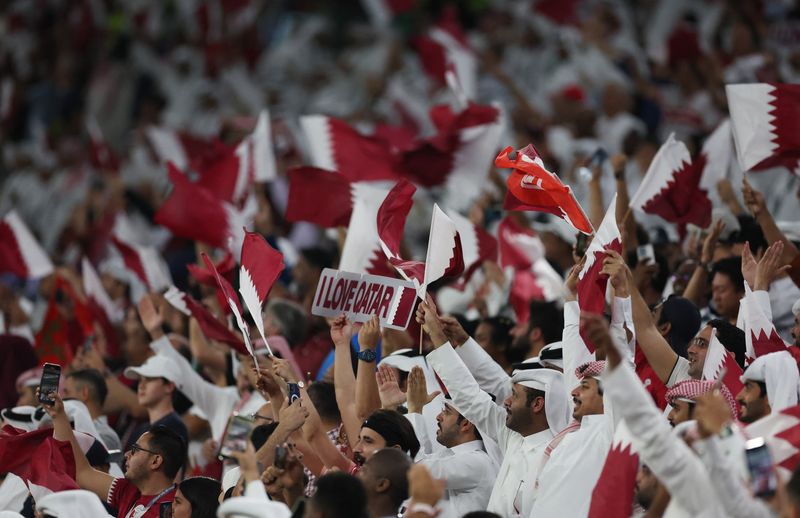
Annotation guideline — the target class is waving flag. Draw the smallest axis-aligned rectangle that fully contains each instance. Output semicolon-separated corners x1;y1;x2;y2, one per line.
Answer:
497;145;593;235
164;286;248;355
727;83;800;176
239;231;285;354
339;184;394;276
202;253;255;361
745;405;800;478
81;257;122;358
742;289;789;361
577;195;622;353
414;9;477;100
701;328;744;414
0;426;79;498
588;420;638;518
146;126;230;173
629;133;711;227
300;115;400;182
285;167;355;228
36;276;94;366
110;236;171;294
698;119;734;193
448;211;498;288
0;211;54;279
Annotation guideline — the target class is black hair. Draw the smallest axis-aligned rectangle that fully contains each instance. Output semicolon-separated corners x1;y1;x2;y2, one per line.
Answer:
362;409;420;458
177;477;221;518
307;381;341;424
708;319;747;368
310;472;368;518
656;296;702;357
250;422;279;451
67;369;108;406
711;257;745;294
455;413;482;442
300;247;336;271
479;316;515;352
523;387;546;408
756;381;768;399
528;301;564;345
147;424;187;479
365;449;411;510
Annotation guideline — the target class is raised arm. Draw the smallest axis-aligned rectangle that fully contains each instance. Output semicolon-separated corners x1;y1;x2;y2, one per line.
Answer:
330;315;361;450
743;177;799;267
683;220;724;308
44;393;114;501
355;315;382;421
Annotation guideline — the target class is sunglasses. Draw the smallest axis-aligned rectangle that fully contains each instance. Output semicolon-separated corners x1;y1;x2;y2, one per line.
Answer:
129;443;159;456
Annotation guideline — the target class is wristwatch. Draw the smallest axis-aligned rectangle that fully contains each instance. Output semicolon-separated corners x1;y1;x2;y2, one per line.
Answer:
357;349;377;363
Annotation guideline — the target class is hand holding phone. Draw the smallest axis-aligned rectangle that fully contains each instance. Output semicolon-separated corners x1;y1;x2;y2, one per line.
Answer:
38;363;62;406
274;445;288;469
288;383;301;404
746;437;778;498
218;413;255;461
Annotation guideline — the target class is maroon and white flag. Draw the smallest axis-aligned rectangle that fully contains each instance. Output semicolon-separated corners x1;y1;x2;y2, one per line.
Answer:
285;166;354;228
588;420;638;518
146;127;230;173
629;133;712;228
742;288;789;361
745;405;800;478
0;211;53;279
0;426;79;499
701;328;744;414
339;184;395;276
110;235;171;294
577;194;622;353
698;119;734;193
155;164;251;254
448;210;498;288
300;115;400;182
164;286;248;355
239;231;285;354
727;83;800;176
414;15;476;99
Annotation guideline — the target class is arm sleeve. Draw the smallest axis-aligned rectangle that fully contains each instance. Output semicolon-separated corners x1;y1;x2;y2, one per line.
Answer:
454;337;512;403
611;296;635;357
150;336;235;439
418;451;490;491
603;362;717;515
562;301;594;403
406;412;435;456
244;479;269;500
427;344;511;449
695;436;773;518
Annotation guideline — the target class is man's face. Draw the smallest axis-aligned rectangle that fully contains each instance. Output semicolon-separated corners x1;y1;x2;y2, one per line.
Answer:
571;378;604;420
353;427;387;465
435;404;462;448
61;377;85;403
667;400;692;427
737;380;770;423
635;465;658;510
474;322;494;351
16;385;36;407
792;312;799;347
124;432;156;483
687;326;712;378
711;273;741;320
503;384;537;433
137;377;172;408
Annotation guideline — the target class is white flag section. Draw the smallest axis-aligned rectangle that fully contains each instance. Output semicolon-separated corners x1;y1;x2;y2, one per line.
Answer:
146;126;189;170
339;184;392;274
81;257;123;324
239;267;269;353
420;204;461;299
241;109;277;183
629;133;691;212
726;83;779;171
1;210;54;279
699;119;734;192
300;115;336;172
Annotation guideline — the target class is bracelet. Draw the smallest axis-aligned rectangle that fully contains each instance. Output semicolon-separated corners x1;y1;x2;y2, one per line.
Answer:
405;502;438;517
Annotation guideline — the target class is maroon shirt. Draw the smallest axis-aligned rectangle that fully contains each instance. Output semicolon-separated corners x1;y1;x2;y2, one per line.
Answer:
107;477;175;518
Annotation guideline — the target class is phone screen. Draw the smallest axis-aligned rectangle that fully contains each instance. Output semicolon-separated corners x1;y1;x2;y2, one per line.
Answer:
746;438;777;498
38;363;62;405
636;244;655;265
274;445;288;469
288;383;301;404
218;414;255;461
575;234;590;258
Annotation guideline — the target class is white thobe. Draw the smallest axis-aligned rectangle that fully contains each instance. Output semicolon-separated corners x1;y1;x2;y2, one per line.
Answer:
427;343;554;518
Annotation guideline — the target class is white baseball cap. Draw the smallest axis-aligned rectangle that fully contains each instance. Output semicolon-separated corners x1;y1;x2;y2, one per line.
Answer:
124;356;182;389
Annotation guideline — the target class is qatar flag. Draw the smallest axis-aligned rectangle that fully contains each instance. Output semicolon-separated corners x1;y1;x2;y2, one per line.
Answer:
742;288;789;362
727;83;800;177
0;211;54;279
629;133;711;228
577;195;622;353
164;286;248;355
414;10;476;100
146;126;230;173
0;426;79;498
447;211;498;289
110;235;171;294
701;328;744;415
81;257;122;357
588;420;639;518
745;404;800;478
497;145;593;235
154;164;252;255
285;166;355;228
339;183;395;277
698;119;734;193
238;231;285;352
300;115;400;182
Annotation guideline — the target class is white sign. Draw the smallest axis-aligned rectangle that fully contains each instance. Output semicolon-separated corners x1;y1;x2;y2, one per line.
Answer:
312;268;417;330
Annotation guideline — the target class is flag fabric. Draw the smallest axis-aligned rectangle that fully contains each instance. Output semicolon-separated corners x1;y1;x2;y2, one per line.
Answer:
300;115;400;182
109;235;171;294
35;276;95;366
744;405;800;478
146;127;230;173
86;118;120;173
81;257;122;359
154;164;250;253
628;133;712;228
742;288;789;361
239;231;285;352
420;204;465;297
413;11;476;100
201;253;255;360
338;184;395;276
164;286;248;355
588;420;638;518
0;426;79;496
285;167;354;228
497;145;593;235
0;210;54;279
701;328;744;415
727;83;800;176
448;211;498;288
698;119;734;193
577;194;622;353
187;253;237;316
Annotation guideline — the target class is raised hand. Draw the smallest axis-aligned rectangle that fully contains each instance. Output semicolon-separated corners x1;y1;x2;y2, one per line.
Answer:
406;366;440;414
137;293;164;339
755;241;790;291
375;364;406;410
601;249;631;296
695;390;733;439
330;314;353;347
741;241;758;289
359;315;381;350
438;315;470;347
565;255;587;298
278;398;310;432
254;363;282;397
742;177;766;219
580;313;617;367
415;296;447;346
272;357;297;384
701;219;725;265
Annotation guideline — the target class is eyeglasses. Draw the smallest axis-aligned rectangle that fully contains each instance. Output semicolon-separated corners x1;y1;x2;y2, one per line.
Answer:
129;443;159;456
689;337;709;349
250;413;274;423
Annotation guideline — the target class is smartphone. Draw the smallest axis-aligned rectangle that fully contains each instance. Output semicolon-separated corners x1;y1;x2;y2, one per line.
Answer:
745;437;778;498
637;244;655;265
590;147;608;167
218;413;255;461
38;363;62;405
274;445;288;469
575;233;590;258
288;383;301;404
